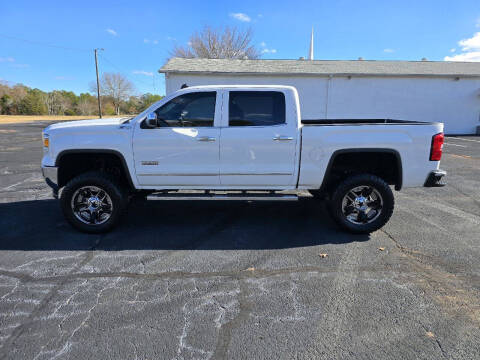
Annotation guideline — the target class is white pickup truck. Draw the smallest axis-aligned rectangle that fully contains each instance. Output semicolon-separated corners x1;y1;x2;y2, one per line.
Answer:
41;85;446;234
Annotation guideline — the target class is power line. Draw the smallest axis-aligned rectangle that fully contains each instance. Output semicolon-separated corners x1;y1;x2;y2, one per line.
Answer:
1;33;160;94
98;53;157;91
99;54;154;86
0;33;90;52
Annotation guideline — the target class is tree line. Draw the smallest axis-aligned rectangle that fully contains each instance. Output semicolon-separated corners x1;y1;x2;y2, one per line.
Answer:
0;72;163;116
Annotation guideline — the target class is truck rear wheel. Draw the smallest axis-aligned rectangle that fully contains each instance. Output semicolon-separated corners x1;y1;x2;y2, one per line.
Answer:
60;171;128;233
329;174;394;234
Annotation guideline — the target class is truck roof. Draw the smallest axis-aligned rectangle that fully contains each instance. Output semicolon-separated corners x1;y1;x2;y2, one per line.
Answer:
178;84;297;91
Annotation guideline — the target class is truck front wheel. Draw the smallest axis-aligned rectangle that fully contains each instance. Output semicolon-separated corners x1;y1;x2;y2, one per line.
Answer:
329;174;394;234
60;171;128;233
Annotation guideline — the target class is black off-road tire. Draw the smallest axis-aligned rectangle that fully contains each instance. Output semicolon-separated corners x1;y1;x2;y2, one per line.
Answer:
60;171;128;233
329;174;394;234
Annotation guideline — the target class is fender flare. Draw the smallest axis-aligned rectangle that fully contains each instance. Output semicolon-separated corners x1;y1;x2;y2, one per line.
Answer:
55;149;135;189
318;148;403;192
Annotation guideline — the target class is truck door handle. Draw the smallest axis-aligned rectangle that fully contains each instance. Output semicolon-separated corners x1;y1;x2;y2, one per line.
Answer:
273;136;293;141
197;136;216;142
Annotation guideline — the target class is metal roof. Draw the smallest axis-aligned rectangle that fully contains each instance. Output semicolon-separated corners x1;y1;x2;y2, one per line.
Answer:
160;58;480;77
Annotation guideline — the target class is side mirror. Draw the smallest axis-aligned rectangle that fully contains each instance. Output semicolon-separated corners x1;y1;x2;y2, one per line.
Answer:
144;112;158;128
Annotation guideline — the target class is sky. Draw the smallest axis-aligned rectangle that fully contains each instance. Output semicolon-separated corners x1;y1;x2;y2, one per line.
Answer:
1;0;479;96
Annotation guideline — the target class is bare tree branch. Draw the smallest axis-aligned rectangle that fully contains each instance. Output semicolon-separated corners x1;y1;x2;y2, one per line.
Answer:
92;73;135;115
171;26;261;59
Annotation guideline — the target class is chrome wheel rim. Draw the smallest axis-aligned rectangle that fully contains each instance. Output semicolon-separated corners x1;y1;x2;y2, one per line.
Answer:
341;185;383;225
71;186;113;225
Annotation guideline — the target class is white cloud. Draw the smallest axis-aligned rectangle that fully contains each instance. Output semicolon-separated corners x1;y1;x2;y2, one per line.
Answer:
450;48;456;53
0;57;29;68
445;32;480;62
106;28;117;36
166;36;176;41
230;13;251;22
260;42;277;53
458;32;480;51
144;39;158;45
261;48;277;54
445;52;480;62
133;70;153;77
383;48;395;53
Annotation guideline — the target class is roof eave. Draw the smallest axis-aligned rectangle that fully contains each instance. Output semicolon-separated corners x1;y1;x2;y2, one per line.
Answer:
158;70;480;78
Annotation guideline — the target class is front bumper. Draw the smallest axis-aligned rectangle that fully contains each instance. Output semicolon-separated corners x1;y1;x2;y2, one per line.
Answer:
41;166;59;195
424;169;446;187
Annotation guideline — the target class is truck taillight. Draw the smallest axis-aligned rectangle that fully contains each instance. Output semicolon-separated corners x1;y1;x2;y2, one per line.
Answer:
430;132;444;161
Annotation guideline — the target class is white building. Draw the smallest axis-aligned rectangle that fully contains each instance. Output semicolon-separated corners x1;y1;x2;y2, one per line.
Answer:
159;58;480;134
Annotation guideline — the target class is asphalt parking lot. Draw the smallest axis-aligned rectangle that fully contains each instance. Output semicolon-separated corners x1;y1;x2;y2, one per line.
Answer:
0;121;479;359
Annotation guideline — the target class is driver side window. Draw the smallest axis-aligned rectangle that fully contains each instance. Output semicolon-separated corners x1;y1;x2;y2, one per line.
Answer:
154;92;216;127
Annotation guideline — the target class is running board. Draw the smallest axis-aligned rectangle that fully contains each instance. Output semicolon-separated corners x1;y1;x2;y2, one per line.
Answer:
146;192;298;201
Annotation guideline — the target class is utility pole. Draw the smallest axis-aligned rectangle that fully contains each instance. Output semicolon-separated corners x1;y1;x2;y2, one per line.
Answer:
94;48;104;118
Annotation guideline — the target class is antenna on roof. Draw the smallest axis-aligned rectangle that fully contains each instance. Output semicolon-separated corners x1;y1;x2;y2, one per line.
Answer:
308;27;314;60
181;83;188;89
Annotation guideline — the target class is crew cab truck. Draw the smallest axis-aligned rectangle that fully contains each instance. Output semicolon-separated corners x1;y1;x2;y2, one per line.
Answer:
41;85;446;234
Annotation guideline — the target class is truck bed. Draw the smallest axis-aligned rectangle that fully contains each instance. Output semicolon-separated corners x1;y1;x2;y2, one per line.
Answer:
298;120;444;190
301;119;437;126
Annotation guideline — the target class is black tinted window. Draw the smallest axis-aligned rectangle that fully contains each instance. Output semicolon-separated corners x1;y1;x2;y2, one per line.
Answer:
154;92;216;127
229;91;285;126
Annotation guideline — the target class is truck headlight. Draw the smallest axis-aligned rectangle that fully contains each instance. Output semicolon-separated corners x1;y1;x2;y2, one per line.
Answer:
43;133;49;148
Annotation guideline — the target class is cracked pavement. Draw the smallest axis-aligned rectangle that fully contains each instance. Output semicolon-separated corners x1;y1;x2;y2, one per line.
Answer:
0;122;479;359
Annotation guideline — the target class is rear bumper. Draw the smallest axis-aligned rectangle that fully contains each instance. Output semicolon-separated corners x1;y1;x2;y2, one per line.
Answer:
41;166;59;194
424;169;446;187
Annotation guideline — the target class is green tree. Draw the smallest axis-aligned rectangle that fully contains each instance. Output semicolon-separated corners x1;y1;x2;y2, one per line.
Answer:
77;93;97;115
18;89;48;115
45;91;69;115
6;84;28;114
138;93;163;111
121;96;140;114
0;94;13;114
103;101;117;115
59;90;78;108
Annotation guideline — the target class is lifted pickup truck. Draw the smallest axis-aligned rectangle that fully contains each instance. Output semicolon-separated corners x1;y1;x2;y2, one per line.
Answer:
41;85;446;234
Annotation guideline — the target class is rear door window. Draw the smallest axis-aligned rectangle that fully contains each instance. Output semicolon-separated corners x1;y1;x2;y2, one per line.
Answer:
228;91;286;127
